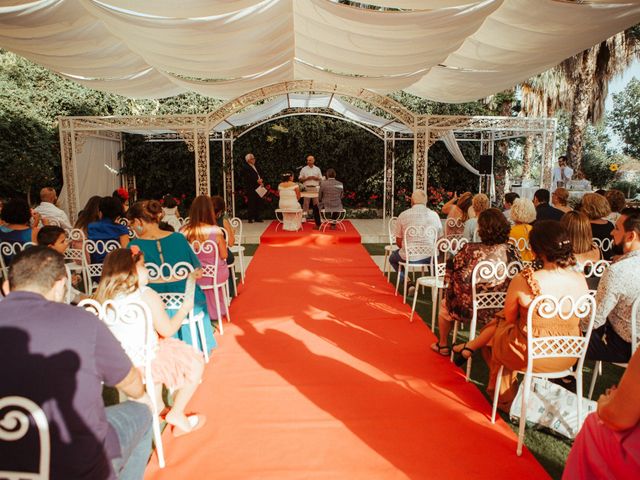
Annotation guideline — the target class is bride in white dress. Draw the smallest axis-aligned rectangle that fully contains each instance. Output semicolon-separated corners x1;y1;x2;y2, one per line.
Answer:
278;172;302;231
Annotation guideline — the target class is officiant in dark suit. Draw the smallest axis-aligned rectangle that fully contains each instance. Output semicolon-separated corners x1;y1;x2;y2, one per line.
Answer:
242;153;264;223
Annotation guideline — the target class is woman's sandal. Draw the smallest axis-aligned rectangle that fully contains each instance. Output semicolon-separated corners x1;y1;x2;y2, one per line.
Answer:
452;343;475;367
430;342;451;356
172;414;207;438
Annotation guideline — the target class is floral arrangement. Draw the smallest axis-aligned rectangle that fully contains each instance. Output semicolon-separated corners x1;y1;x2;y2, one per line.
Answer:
427;186;454;216
115;187;129;202
609;163;619;172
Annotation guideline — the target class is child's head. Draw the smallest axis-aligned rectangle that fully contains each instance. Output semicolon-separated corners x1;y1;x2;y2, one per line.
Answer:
162;194;178;209
37;225;68;254
94;247;146;302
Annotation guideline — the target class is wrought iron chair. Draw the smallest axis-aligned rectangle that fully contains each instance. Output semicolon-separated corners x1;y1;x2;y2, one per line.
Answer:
0;395;50;479
490;294;596;456
79;298;166;468
394;225;438;304
383;216;398;280
0;241;35;279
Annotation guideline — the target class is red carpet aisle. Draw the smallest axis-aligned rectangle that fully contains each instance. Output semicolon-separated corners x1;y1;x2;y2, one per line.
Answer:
145;224;550;479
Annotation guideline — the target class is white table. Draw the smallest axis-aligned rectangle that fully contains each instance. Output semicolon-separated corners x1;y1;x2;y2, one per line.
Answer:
512;186;539;200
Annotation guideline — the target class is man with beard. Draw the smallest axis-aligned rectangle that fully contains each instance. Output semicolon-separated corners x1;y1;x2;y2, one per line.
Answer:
587;208;640;362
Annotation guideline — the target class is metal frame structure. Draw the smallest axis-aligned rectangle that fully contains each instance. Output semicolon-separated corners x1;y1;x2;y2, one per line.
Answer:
58;80;556;221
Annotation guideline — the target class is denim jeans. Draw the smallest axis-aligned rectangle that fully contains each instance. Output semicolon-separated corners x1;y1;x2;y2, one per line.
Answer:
389;249;430;283
106;401;153;480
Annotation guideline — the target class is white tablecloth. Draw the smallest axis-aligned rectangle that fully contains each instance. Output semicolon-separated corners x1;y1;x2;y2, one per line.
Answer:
512;186;539;200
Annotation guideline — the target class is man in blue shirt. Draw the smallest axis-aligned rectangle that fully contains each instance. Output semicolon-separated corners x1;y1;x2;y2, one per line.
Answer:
0;246;151;479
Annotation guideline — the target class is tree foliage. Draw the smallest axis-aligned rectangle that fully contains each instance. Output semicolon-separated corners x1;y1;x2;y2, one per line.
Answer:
610;77;640;158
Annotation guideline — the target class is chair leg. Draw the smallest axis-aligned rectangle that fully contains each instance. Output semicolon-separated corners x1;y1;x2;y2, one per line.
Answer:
231;265;238;298
195;312;209;362
394;265;402;296
588;360;601;399
410;284;420;322
188;314;199;352
213;290;224;335
517;373;533;456
575;371;583;437
239;251;245;284
148;387;166;468
450;322;459;362
430;287;438;331
491;365;503;424
383;251;389;279
223;283;232;322
402;269;409;304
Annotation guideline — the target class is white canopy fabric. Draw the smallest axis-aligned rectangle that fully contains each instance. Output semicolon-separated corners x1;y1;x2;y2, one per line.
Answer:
1;0;639;101
214;93;413;133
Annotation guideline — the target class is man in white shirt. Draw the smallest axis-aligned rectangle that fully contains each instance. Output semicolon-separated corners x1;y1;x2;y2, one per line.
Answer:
35;187;72;230
389;190;442;296
299;155;323;226
552;155;574;191
587;208;640;363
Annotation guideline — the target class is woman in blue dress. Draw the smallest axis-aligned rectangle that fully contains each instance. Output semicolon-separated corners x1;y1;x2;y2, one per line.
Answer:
0;198;39;267
127;199;216;354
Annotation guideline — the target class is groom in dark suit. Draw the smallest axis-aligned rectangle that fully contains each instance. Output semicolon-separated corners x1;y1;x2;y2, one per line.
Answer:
242;153;263;223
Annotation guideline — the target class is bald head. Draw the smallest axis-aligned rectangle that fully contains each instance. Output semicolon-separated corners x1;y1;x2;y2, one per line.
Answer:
411;190;427;205
40;187;57;203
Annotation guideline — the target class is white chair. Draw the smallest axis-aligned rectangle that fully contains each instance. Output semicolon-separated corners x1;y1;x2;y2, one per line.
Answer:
179;217;190;227
275;209;303;232
0;241;35;279
490;294;596;456
83;239;121;292
79;298;166;468
582;259;610;296
592;237;614;257
383;216;398;280
444;217;464;239
190;240;231;335
0;395;50;479
452;260;523;382
65;228;88;293
587;295;639;399
229;217;246;285
394;225;438;304
319;209;347;232
117;218;137;239
145;261;210;363
410;237;469;329
218;227;238;299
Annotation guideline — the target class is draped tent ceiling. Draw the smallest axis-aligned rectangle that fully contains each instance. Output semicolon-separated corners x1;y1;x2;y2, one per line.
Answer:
1;0;640;102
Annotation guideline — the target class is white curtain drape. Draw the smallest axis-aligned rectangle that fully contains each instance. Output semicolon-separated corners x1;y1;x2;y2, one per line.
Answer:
75;136;121;211
441;131;479;176
1;0;639;100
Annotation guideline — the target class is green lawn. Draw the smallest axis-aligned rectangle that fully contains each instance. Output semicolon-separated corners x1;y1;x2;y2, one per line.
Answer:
369;248;624;480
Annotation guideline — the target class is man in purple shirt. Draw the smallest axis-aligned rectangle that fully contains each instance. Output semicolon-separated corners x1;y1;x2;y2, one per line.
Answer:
0;246;152;479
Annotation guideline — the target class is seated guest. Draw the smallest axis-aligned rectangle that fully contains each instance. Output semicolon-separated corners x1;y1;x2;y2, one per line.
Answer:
561;211;601;266
95;248;206;436
509;198;536;262
463;193;490;241
503;192;519;224
181;196;229;323
128;200;216;353
605;189;626;224
551;187;572;213
211;195;236;297
587;208;640;363
390;189;442;295
74;195;102;234
432;208;521;356
581;192;615;261
0;246;151;478
533;188;564;222
0;197;39;245
277;172;303;232
37;225;84;303
112;188;130;214
442;191;472;236
34;187;72;230
87;196;130;264
161;194;182;232
451;221;589;411
563;348;640;480
318;168;344;229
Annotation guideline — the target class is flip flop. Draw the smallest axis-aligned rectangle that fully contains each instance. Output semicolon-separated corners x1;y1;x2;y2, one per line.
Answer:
452;343;475;367
172;414;207;438
430;342;450;356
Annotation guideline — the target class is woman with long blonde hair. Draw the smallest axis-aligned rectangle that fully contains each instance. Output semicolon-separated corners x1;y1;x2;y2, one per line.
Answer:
94;248;206;436
181;196;229;322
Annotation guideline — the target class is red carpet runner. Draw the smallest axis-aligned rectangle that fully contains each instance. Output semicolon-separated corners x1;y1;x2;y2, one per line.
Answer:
145;223;549;479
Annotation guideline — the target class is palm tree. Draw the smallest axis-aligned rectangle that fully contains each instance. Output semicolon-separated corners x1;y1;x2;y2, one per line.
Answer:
520;27;640;175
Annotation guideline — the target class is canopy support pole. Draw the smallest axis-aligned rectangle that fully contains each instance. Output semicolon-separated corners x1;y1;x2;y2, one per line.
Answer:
383;131;395;222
